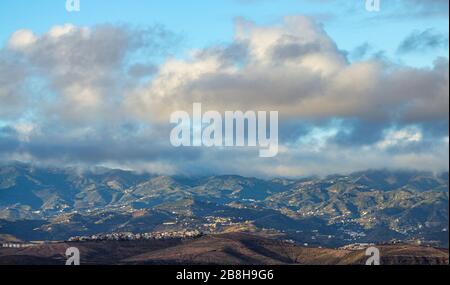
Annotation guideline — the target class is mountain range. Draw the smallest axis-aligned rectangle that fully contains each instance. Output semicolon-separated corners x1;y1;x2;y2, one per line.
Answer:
0;162;448;248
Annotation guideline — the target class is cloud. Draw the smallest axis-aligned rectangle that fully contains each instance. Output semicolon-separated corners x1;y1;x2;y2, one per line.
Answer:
2;24;179;124
127;17;448;127
8;30;37;50
0;18;448;177
0;51;28;118
402;0;449;18
397;29;449;54
349;42;374;60
128;63;159;78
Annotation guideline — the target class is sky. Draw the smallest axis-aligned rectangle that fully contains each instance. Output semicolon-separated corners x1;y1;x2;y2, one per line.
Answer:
0;0;449;177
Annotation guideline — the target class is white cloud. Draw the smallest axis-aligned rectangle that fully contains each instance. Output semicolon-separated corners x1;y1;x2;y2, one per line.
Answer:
8;29;37;50
0;18;448;177
47;24;78;38
377;126;423;149
126;16;448;128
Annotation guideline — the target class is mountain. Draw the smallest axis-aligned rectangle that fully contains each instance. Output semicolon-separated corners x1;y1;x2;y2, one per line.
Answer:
0;163;448;248
0;162;153;211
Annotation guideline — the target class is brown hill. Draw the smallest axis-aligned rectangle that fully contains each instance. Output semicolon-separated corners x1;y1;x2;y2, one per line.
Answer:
123;233;449;265
0;233;447;265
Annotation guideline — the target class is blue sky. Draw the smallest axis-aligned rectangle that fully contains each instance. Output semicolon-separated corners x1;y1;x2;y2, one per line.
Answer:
0;0;448;67
0;0;448;177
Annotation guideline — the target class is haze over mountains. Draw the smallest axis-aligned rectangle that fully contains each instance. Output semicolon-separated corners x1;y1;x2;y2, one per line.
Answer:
0;162;448;248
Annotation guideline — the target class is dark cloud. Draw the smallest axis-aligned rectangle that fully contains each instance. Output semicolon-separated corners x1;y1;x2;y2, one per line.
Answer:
0;123;203;174
398;29;448;54
0;52;28;118
331;119;387;147
402;0;449;18
350;42;372;60
271;41;324;61
128;63;159;78
194;42;250;66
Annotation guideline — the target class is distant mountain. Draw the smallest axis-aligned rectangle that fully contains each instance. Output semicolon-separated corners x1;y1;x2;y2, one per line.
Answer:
0;163;448;247
0;162;152;212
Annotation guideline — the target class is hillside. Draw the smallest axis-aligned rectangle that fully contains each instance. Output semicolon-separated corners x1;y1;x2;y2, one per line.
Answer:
0;163;448;248
0;233;447;265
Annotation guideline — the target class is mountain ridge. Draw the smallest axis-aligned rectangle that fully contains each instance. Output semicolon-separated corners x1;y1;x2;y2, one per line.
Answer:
0;163;448;248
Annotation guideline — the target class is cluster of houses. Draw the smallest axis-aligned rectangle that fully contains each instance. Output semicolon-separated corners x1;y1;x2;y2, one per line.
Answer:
339;243;376;251
2;243;38;248
68;230;202;242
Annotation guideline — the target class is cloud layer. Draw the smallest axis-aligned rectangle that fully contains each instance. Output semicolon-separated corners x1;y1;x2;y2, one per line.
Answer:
0;17;448;177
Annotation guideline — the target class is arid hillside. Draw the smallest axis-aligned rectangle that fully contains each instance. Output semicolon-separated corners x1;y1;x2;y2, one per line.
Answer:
0;233;448;265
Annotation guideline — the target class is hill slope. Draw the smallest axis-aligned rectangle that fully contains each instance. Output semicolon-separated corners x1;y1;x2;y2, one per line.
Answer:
0;233;447;265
